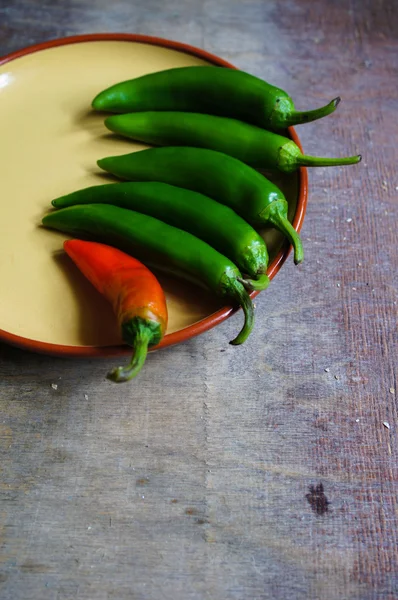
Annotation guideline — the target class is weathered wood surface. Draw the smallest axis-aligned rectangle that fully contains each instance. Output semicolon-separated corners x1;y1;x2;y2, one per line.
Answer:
0;1;397;598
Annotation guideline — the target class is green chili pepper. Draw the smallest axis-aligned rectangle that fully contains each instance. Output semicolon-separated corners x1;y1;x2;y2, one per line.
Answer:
92;66;340;129
97;147;304;264
42;204;255;345
51;182;270;291
104;112;361;174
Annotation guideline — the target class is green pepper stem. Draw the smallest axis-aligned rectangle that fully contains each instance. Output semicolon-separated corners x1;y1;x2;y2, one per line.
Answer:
296;153;362;168
284;97;341;126
107;331;150;383
262;201;304;265
229;280;255;345
238;273;270;292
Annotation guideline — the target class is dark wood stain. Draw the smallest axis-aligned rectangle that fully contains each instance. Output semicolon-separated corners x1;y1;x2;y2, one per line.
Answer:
184;507;199;516
136;477;150;486
20;561;50;573
306;483;331;515
195;518;209;525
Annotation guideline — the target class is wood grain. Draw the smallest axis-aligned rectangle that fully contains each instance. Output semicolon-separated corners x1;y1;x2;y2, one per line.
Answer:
0;1;397;599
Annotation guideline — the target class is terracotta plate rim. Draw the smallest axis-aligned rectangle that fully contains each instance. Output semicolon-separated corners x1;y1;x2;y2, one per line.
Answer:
0;32;308;358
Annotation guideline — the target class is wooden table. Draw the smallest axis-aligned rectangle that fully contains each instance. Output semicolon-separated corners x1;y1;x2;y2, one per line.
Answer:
1;1;397;598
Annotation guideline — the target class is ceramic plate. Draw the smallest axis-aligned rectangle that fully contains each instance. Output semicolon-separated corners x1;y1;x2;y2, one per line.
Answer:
0;34;307;357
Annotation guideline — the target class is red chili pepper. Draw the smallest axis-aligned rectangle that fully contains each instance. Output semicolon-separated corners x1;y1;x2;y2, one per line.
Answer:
63;239;168;382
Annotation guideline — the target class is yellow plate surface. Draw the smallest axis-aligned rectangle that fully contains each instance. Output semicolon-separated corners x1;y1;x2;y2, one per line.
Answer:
0;37;300;351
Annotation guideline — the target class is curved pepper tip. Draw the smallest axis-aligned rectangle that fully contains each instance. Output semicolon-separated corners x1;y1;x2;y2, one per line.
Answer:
228;280;255;345
285;95;341;127
107;336;150;383
333;96;341;108
293;242;304;265
104;115;118;132
107;366;131;383
238;273;270;292
91;92;105;111
97;158;108;171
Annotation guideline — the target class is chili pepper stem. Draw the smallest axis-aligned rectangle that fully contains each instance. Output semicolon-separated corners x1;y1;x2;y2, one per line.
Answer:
278;140;361;173
228;280;255;345
107;328;152;383
238;273;270;292
260;200;304;265
296;153;362;168
282;97;341;127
